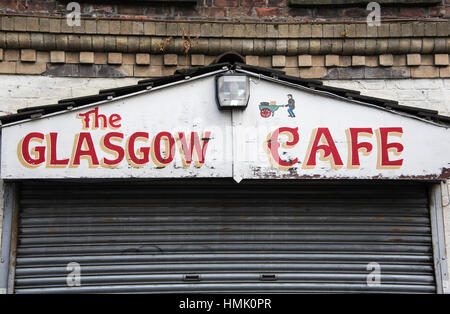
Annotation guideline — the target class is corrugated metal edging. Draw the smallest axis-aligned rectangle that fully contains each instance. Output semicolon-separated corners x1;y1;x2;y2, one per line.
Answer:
14;179;436;294
2;62;449;126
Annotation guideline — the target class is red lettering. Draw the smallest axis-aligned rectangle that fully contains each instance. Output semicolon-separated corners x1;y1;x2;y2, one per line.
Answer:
47;133;69;167
76;107;119;130
70;132;99;167
151;132;176;167
18;132;45;167
266;127;299;170
377;127;404;168
347;128;373;168
109;114;122;129
126;132;150;167
304;128;343;169
101;132;125;166
176;132;211;167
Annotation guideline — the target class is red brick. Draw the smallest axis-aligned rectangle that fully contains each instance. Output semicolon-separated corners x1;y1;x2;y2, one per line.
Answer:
17;2;26;10
89;5;115;14
117;5;146;15
399;8;425;17
173;6;198;17
201;8;227;18
315;7;340;18
228;7;253;18
441;7;450;18
341;8;367;18
0;0;17;10
266;0;286;7
27;1;58;11
379;7;399;18
214;0;239;7
429;6;446;17
142;6;172;16
255;8;282;18
241;0;266;6
287;8;312;17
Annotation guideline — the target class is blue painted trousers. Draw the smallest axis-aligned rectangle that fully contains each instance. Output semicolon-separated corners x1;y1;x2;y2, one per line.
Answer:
288;108;295;117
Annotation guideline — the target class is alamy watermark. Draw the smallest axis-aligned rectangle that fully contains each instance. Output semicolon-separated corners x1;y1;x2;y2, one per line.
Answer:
366;262;381;287
367;2;381;27
66;2;81;27
66;262;81;287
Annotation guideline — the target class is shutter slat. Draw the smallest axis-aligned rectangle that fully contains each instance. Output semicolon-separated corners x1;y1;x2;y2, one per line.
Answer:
14;180;436;294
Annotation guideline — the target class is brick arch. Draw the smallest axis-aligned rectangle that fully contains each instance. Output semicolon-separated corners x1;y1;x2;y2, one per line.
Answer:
213;51;246;65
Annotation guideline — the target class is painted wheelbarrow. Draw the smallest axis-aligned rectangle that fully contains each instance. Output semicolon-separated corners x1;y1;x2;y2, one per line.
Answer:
259;102;283;118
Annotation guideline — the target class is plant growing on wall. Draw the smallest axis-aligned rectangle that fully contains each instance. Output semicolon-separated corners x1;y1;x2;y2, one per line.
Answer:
180;26;199;68
155;26;200;68
159;36;173;52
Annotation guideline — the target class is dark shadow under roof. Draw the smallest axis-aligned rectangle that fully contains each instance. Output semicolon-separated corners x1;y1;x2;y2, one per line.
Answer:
1;62;449;126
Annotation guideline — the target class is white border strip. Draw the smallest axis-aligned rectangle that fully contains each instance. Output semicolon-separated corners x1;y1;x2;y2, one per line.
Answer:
0;68;229;128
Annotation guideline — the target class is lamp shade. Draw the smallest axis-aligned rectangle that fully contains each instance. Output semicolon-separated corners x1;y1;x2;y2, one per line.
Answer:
215;73;250;110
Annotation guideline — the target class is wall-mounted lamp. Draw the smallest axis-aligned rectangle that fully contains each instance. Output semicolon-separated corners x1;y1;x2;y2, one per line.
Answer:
215;73;250;110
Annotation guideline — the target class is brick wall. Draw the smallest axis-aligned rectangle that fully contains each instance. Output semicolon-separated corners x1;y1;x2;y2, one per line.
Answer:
1;49;450;83
0;75;448;115
324;78;450;115
0;75;139;113
1;17;449;82
0;0;448;22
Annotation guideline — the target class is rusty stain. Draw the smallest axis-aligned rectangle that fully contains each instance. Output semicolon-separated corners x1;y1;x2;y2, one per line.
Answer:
239;217;249;220
372;217;385;220
392;228;409;232
441;167;450;178
103;217;115;221
47;229;57;233
218;227;233;231
400;217;413;221
248;166;450;180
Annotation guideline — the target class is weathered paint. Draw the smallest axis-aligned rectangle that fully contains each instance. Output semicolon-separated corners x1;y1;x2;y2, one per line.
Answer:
1;77;233;179
232;79;450;182
1;75;450;181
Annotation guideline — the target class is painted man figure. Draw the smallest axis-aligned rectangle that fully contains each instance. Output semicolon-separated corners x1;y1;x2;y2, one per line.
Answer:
286;94;295;118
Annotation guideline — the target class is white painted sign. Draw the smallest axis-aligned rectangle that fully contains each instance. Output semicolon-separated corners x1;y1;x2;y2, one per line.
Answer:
1;77;233;179
1;75;450;181
233;79;450;181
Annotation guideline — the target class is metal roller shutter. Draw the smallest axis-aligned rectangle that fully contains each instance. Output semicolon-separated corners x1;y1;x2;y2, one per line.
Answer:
14;180;436;293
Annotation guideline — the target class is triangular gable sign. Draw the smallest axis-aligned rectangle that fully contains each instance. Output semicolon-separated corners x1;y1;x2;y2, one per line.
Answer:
2;74;449;181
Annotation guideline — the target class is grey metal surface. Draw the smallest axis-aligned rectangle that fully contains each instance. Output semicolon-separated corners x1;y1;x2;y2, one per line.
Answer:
0;183;16;294
13;180;437;293
429;184;449;294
